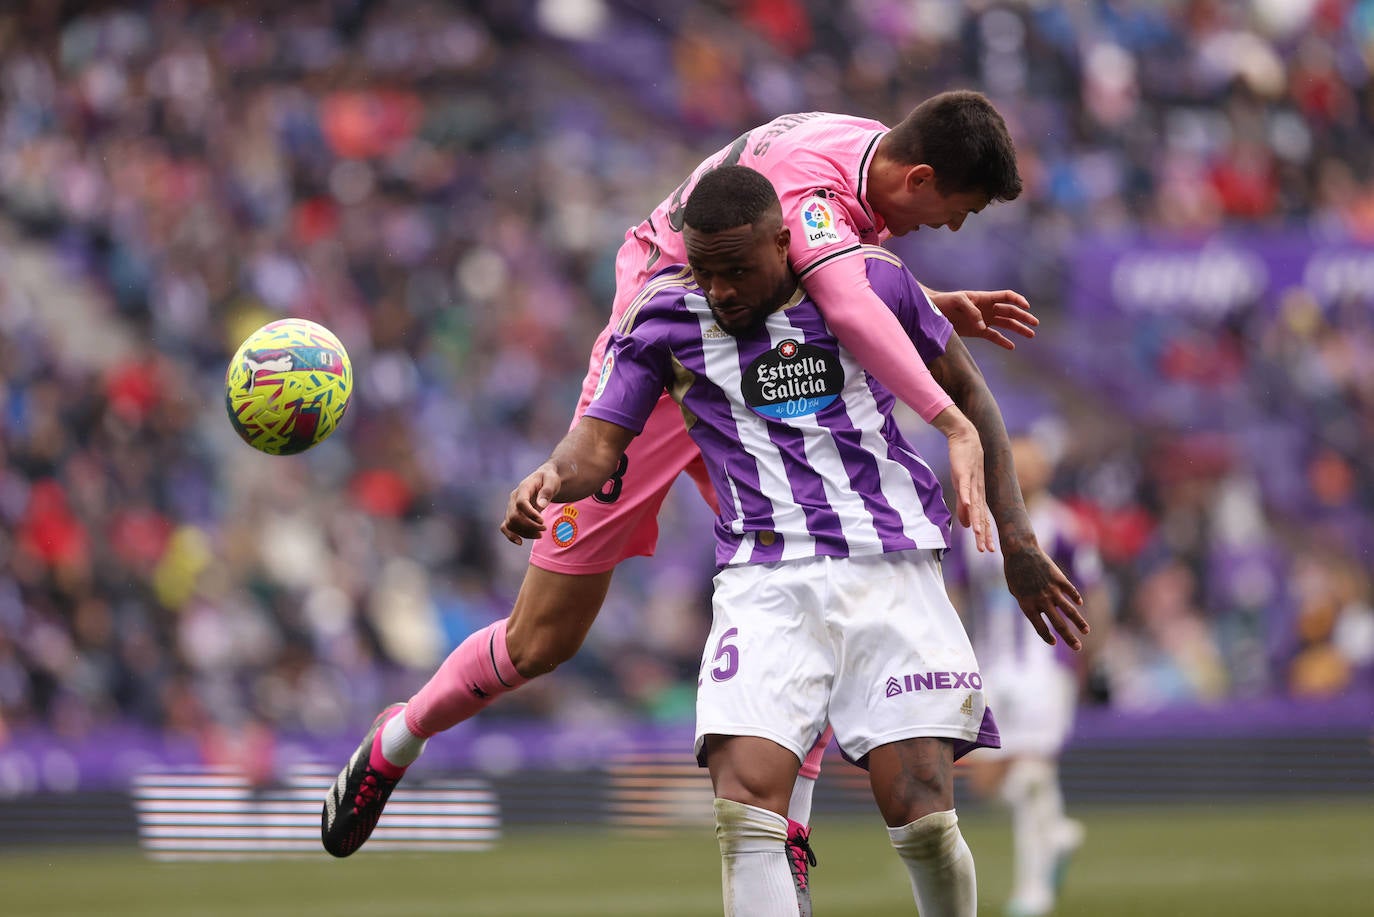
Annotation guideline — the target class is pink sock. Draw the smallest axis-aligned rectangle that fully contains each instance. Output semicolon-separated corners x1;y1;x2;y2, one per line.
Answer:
799;726;832;781
404;619;529;738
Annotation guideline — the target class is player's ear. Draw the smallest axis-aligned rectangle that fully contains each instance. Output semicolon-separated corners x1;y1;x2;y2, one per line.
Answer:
776;225;790;254
908;163;936;192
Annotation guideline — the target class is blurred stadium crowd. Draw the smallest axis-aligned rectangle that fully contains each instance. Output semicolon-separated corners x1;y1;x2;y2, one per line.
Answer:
1;0;1372;756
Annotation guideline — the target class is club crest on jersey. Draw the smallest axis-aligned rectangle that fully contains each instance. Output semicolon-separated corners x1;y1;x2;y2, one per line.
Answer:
592;355;614;401
551;506;579;547
742;339;842;420
801;199;841;248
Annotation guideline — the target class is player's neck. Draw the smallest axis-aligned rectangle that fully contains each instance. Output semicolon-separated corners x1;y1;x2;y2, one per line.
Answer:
865;151;902;229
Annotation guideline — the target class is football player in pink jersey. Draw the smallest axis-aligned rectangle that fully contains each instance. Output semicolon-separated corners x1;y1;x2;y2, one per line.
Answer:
322;93;1064;900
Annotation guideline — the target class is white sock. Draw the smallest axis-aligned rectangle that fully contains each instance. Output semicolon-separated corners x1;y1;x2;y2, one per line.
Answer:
380;706;428;768
1002;758;1057;908
888;809;977;917
714;798;796;917
788;774;816;826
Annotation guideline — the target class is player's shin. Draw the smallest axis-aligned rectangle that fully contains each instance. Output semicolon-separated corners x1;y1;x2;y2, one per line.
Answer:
788;726;829;825
782;726;828;915
404;619;529;737
888;809;977;917
714;798;798;917
1002;758;1060;911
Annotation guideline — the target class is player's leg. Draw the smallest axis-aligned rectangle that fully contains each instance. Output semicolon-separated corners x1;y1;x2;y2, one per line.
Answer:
868;736;977;917
985;662;1081;915
1000;755;1083;916
322;394;698;856
960;752;1011;801
825;552;995;917
398;566;613;738
698;559;830;917
504;567;612;675
1001;755;1059;916
788;729;828;825
783;724;830;915
706;735;805;917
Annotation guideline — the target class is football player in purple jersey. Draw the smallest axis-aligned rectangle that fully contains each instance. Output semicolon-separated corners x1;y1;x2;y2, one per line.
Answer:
502;166;1087;917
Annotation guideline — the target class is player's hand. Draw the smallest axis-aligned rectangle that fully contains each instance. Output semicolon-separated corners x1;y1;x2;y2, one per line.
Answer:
501;466;561;545
1002;541;1089;650
934;410;993;553
930;290;1038;351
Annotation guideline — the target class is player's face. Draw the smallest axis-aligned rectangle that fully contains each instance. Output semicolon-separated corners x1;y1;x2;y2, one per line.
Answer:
684;219;795;336
885;167;991;237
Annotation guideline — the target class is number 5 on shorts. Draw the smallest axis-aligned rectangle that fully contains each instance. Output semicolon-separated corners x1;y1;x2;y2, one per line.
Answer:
710;627;739;682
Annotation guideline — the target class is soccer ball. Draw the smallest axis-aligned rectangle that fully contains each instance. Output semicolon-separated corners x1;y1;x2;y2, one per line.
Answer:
225;318;353;455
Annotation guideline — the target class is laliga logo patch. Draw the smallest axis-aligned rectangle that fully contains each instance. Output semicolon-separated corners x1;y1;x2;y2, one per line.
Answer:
552;505;579;547
801;199;841;248
592;354;614;401
742;339;843;420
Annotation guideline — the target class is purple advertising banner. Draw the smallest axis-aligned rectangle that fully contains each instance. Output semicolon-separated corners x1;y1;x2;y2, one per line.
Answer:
2;690;1371;794
1070;231;1374;318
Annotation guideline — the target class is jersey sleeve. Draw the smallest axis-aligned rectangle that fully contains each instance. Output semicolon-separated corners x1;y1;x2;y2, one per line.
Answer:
779;186;865;278
864;254;955;363
581;328;671;434
803;254;955;422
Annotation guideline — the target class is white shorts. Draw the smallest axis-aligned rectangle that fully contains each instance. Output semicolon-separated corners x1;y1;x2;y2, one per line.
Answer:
978;658;1077;758
694;551;999;767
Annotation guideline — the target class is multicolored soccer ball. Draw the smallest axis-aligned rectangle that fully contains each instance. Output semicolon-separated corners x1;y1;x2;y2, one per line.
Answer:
225;318;353;455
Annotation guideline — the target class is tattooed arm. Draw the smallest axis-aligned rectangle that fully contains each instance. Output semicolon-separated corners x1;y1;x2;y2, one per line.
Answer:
927;335;1091;650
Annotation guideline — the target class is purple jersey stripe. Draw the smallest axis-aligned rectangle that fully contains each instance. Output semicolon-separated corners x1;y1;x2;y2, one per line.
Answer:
584;255;955;568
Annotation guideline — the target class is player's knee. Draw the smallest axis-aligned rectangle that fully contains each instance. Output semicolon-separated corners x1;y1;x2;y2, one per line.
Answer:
890;809;963;866
714;798;788;854
504;602;592;676
1000;757;1053;803
505;627;583;677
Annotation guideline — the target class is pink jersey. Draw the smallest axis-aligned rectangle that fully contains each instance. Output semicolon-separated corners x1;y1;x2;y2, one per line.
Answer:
627;113;889;303
594;113;954;424
543;114;952;575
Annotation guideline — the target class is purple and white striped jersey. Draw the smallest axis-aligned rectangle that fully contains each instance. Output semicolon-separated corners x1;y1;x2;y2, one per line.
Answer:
584;247;955;568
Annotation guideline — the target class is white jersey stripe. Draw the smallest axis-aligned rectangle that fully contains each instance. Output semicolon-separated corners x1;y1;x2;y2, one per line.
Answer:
836;345;946;547
686;293;813;561
768;312;879;557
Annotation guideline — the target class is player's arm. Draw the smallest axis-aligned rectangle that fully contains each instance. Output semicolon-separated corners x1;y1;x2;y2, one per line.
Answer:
501;417;637;545
920;284;1039;351
805;256;955;422
804;257;991;550
504;314;669;545
927;334;1090;650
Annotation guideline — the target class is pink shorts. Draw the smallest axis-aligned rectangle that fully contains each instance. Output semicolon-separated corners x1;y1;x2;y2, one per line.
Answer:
529;235;716;575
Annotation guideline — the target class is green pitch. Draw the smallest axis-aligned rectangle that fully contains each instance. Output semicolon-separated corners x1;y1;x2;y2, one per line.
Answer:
4;798;1371;916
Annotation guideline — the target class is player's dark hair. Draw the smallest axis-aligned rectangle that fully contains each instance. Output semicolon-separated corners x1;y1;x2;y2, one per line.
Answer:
885;90;1022;201
683;165;781;233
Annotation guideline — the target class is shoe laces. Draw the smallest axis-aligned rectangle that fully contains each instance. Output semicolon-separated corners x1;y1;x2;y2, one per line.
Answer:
787;826;818;879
